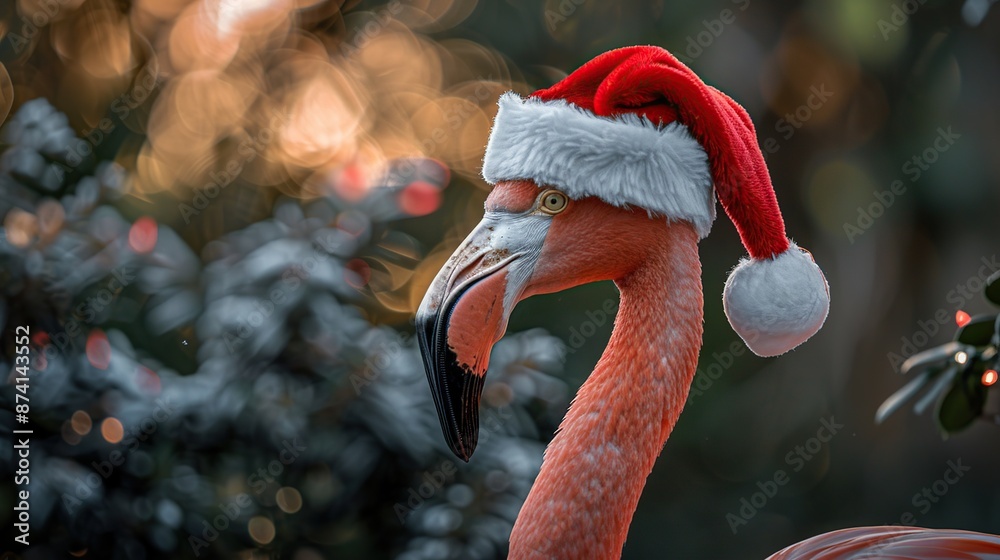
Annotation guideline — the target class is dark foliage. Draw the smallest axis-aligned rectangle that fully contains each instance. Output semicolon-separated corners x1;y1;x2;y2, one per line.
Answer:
0;99;568;560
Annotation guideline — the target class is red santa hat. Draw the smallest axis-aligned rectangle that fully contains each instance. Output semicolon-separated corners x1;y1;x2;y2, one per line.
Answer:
481;45;829;357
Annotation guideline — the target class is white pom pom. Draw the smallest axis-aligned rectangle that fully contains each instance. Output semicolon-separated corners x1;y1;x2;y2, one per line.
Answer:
723;242;830;357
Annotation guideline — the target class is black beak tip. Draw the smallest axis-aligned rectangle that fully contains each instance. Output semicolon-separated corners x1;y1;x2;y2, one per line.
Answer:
416;307;486;463
438;363;483;461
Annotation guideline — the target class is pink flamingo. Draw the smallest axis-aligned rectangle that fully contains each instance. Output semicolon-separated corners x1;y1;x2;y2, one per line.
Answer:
416;46;1000;559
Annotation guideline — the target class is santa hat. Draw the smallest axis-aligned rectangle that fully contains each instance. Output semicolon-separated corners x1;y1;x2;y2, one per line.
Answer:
481;45;829;357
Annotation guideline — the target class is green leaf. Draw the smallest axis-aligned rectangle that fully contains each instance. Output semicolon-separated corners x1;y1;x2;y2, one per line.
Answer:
913;365;957;415
935;372;986;434
953;314;997;346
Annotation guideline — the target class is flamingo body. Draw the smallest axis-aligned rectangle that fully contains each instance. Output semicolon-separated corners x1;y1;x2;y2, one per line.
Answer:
767;526;1000;560
415;180;1000;559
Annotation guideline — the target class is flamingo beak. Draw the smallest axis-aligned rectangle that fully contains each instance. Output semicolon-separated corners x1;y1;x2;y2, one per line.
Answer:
415;212;550;461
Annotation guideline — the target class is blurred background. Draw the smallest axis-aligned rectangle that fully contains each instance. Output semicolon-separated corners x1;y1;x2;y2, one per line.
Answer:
0;0;999;558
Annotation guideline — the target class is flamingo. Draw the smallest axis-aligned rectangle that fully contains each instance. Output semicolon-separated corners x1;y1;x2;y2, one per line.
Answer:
415;46;1000;559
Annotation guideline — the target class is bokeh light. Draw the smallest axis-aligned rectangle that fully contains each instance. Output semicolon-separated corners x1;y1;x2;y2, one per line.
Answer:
344;258;371;289
129;216;159;253
275;487;302;513
4;208;38;248
101;418;124;444
0;62;13;124
86;330;112;370
71;410;93;435
957;310;972;327
983;369;998;386
397;180;442;216
248;516;276;544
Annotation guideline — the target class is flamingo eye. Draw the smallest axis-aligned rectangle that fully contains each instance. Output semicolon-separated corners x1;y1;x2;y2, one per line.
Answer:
539;190;568;215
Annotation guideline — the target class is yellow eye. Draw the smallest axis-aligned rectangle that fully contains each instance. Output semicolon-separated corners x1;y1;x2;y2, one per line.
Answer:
539;190;568;214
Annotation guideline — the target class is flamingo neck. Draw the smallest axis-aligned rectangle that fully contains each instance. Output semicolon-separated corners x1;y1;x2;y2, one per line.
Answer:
509;225;704;560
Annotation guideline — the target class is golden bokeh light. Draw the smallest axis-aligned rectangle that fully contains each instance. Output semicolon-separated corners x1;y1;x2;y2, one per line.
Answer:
209;0;293;38
278;68;365;169
171;70;249;140
15;0;85;30
353;30;444;92
248;516;276;544
761;35;859;126
4;208;38;248
135;142;180;194
168;3;242;73
275;487;303;513
101;418;124;444
133;0;189;21
146;94;217;162
396;0;479;33
77;9;136;79
0;62;13;126
71;410;93;435
0;0;540;311
15;0;527;204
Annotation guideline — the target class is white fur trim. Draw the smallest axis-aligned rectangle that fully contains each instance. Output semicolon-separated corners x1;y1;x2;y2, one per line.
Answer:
723;242;830;357
482;92;715;237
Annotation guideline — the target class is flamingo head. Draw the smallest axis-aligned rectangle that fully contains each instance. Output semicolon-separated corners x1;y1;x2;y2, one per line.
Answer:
415;179;676;461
